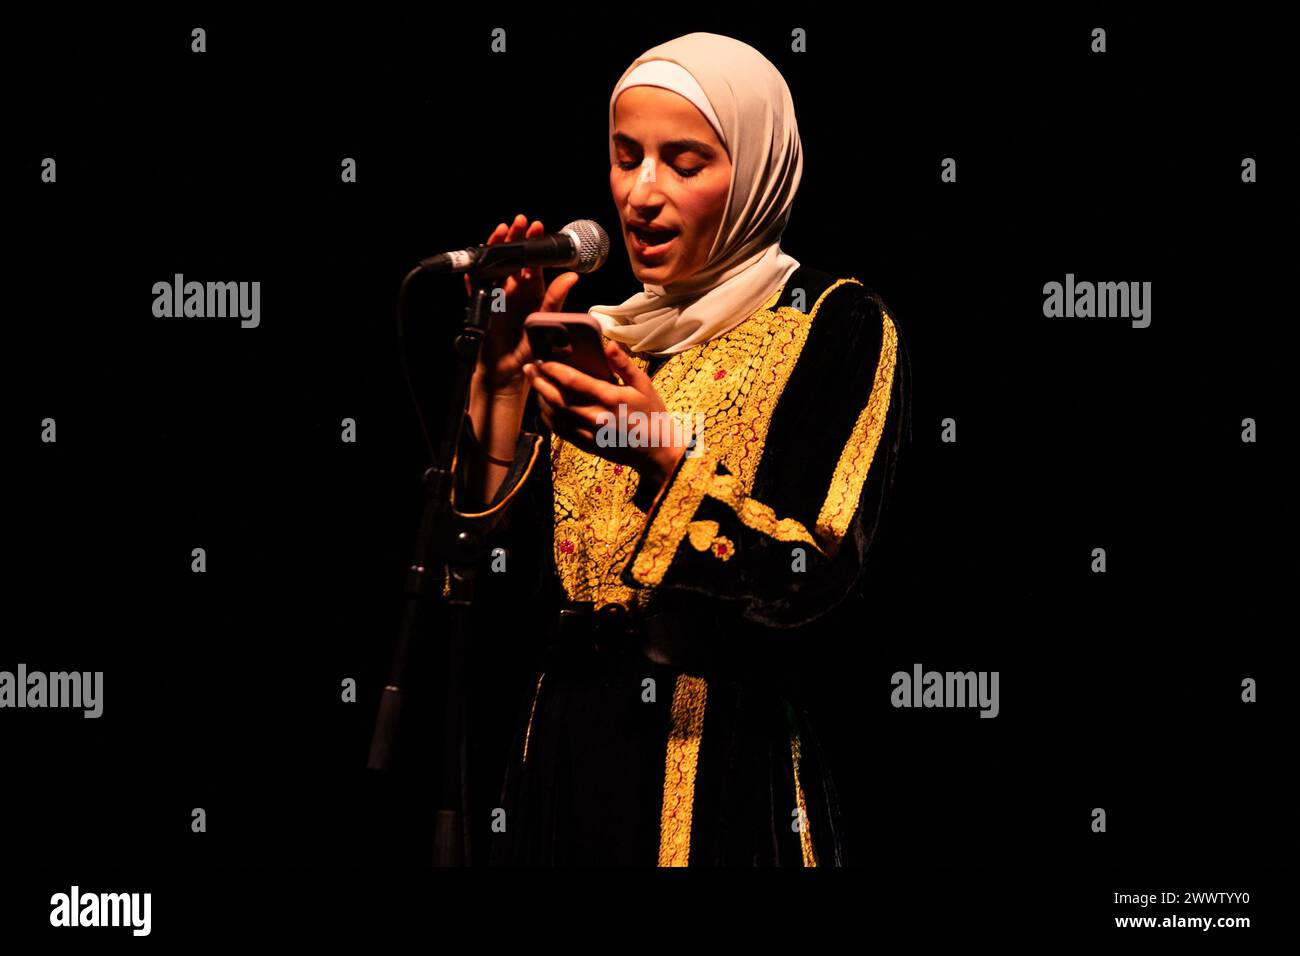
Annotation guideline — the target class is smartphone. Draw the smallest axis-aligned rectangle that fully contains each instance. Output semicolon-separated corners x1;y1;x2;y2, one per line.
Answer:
524;313;617;383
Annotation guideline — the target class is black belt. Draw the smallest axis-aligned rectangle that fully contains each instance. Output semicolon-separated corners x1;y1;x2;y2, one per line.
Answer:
551;601;639;661
548;600;720;673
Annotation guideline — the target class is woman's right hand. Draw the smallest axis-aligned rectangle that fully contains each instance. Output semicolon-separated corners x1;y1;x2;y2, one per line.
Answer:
465;213;582;397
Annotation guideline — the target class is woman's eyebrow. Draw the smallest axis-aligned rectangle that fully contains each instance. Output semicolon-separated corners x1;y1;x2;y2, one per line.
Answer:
613;131;717;158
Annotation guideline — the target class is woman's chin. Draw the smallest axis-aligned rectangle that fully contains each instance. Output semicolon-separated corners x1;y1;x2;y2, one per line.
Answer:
631;251;691;281
631;261;674;284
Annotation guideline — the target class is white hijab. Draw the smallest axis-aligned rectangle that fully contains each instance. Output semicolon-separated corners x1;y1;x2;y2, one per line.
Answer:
588;33;803;356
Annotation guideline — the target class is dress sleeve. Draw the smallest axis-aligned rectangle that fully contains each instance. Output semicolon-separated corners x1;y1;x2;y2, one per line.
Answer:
450;415;545;529
619;288;912;630
449;411;558;611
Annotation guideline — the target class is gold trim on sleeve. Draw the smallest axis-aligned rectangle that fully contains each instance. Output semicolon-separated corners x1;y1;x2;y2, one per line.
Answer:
707;473;824;551
451;432;544;519
815;310;899;548
628;452;717;587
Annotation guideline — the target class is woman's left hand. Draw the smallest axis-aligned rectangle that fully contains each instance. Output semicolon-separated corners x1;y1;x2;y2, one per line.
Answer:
525;340;686;494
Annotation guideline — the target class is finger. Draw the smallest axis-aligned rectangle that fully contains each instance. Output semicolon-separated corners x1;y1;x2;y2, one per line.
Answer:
535;389;554;426
558;427;598;450
535;389;596;443
506;212;527;243
603;340;651;391
553;403;602;435
527;368;609;429
520;219;545;283
468;222;508;296
541;272;580;312
550;416;597;450
526;366;562;407
527;368;603;422
536;360;621;406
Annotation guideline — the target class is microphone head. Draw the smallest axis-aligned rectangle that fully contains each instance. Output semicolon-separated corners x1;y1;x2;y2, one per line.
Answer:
560;220;610;274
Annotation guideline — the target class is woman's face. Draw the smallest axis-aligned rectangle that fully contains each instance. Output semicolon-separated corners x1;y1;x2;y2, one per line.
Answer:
610;86;731;286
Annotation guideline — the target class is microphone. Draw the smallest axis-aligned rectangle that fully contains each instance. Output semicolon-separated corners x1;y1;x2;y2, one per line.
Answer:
420;219;610;279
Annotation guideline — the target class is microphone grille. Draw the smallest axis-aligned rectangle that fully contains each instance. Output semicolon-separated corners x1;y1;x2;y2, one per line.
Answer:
562;220;610;274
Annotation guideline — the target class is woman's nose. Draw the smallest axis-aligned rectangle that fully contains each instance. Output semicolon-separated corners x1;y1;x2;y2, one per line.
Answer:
627;158;665;206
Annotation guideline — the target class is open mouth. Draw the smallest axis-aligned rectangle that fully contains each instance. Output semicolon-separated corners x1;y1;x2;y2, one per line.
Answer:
628;224;680;257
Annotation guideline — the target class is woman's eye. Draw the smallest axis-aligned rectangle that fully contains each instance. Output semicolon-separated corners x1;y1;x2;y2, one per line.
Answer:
616;160;702;178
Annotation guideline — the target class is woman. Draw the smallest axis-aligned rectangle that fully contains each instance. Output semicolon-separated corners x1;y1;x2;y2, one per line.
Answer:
456;32;911;865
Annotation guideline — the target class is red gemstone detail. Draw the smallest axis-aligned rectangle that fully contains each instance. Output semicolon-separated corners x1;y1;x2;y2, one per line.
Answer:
594;485;603;494
714;369;727;380
715;543;728;555
613;465;624;475
560;540;574;554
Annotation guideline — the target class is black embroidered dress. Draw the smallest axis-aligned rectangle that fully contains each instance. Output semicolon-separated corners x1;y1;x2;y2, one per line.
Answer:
453;266;911;865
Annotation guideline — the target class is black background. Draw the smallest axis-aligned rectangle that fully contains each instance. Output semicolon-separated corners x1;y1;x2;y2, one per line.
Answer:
6;8;1288;943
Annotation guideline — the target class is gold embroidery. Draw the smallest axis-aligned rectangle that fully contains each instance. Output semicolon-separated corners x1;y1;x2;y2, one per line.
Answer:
619;279;864;588
790;728;818;867
657;674;708;867
628;452;717;586
546;279;866;866
709;473;822;550
686;521;736;562
521;671;545;764
687;520;720;551
815;310;899;548
549;352;659;609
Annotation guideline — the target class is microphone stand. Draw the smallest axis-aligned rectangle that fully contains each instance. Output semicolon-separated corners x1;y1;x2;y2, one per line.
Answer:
367;265;498;867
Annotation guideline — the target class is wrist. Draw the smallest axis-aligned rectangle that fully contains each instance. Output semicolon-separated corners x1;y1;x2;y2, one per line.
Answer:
469;379;529;468
473;367;528;401
473;356;527;398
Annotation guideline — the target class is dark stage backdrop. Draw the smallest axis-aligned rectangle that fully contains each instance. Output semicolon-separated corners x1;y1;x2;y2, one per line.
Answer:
6;8;1288;944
